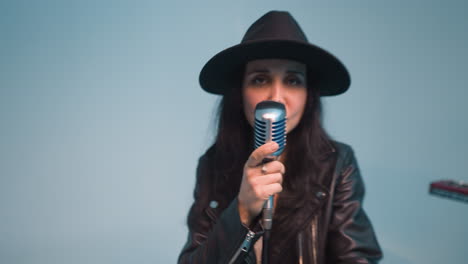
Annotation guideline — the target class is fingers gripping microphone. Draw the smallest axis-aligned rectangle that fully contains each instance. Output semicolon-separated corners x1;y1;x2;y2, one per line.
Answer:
254;101;286;264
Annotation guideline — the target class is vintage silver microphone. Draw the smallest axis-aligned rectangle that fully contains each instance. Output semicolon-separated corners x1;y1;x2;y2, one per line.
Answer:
254;100;286;264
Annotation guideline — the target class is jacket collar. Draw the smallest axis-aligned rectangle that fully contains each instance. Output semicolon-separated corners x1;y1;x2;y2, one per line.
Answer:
269;183;330;260
318;137;337;158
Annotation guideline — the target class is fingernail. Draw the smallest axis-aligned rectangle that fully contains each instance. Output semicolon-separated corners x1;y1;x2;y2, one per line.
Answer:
269;142;279;151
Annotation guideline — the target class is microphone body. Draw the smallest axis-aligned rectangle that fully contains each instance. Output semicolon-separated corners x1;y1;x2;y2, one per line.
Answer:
254;100;286;230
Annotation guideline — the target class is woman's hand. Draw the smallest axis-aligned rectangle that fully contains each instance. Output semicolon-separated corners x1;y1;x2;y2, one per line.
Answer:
238;142;285;226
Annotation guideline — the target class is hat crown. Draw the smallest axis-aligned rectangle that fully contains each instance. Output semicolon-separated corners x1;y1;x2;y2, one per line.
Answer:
242;11;308;43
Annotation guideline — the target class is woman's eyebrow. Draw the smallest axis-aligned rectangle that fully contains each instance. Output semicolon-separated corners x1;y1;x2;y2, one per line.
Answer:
245;68;269;75
287;70;305;77
245;68;305;76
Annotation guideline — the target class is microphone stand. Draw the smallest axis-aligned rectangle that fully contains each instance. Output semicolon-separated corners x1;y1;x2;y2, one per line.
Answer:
261;195;274;264
261;156;276;264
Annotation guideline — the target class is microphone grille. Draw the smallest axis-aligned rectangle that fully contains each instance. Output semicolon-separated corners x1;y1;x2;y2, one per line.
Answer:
254;101;287;156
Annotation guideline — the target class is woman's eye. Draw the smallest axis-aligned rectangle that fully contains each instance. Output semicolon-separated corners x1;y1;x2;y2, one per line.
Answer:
251;76;267;85
287;77;302;86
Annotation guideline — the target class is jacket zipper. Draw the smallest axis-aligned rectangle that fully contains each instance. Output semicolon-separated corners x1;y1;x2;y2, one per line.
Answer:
311;215;318;264
228;230;255;264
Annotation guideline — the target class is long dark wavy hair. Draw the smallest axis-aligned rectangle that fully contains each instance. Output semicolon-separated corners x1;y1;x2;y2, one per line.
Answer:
203;65;337;208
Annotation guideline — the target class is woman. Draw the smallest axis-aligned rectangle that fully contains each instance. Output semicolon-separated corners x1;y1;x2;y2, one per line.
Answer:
178;11;382;264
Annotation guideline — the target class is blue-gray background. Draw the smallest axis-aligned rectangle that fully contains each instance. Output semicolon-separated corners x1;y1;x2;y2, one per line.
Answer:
1;0;467;263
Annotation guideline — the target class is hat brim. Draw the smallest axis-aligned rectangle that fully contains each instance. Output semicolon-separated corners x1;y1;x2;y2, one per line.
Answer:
199;40;350;96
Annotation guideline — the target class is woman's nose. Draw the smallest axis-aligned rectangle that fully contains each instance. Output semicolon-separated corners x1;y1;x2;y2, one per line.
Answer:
269;80;284;103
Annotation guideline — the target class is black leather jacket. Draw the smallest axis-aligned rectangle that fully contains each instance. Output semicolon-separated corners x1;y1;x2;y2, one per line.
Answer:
178;141;382;263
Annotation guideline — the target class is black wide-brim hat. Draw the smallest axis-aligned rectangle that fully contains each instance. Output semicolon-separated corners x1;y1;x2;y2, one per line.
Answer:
199;11;350;96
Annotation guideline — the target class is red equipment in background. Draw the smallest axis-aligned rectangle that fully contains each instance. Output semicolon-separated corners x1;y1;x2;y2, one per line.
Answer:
429;180;468;203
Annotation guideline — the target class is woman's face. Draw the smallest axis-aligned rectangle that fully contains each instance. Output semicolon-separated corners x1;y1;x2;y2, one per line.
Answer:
242;59;308;134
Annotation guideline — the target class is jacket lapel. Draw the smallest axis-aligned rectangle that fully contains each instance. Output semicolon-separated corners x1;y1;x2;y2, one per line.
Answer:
269;183;329;261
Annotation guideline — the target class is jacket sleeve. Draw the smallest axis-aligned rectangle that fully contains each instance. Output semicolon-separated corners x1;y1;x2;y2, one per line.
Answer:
177;155;262;264
326;146;383;264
